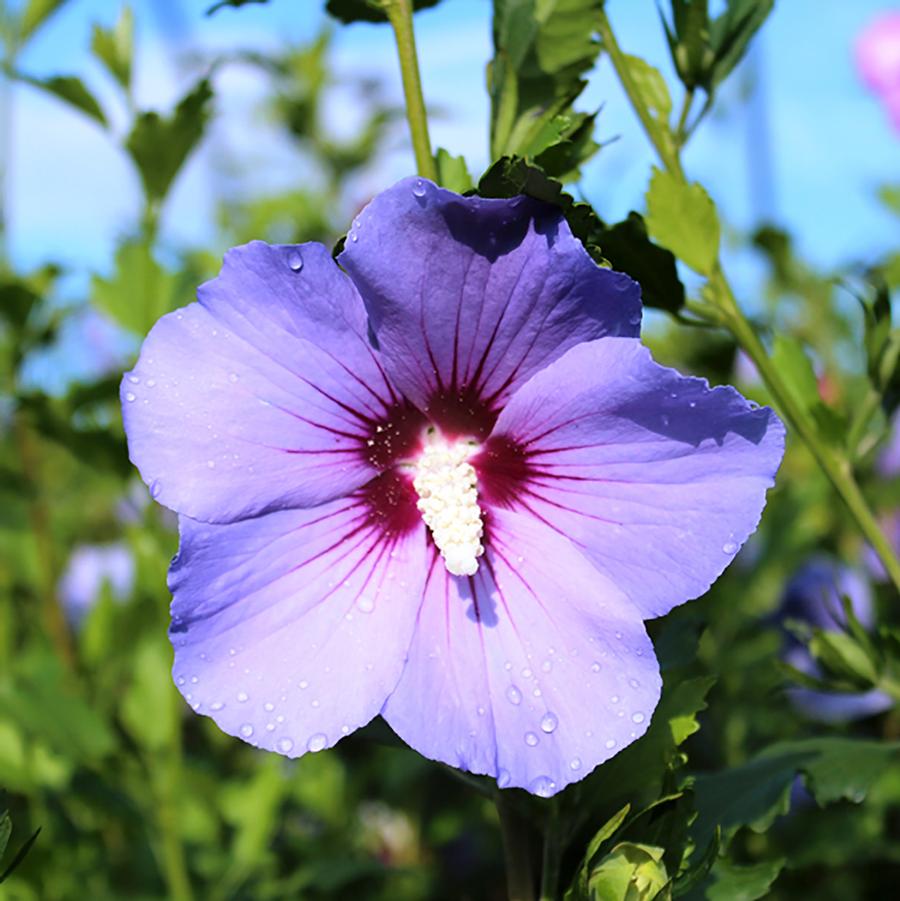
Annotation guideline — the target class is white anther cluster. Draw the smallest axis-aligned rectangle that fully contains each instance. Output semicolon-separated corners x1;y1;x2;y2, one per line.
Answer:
413;434;485;576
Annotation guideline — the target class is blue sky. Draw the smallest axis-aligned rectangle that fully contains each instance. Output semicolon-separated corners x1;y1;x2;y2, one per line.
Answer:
6;0;900;282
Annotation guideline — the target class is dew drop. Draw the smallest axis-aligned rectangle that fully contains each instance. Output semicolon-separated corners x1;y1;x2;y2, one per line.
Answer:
350;232;358;243
541;659;552;673
591;662;602;673
210;701;224;711
207;459;216;469
610;695;620;704
277;737;294;753
307;733;327;752
125;392;136;402
237;691;248;703
240;723;254;738
569;757;582;771
477;705;486;716
228;372;239;383
723;541;738;554
176;676;185;686
299;680;309;690
524;731;539;747
146;378;156;388
632;712;646;724
150;480;162;499
605;738;617;749
497;768;512;788
540;712;558;733
264;702;275;712
287;250;303;271
530;776;556;798
629;678;640;689
412;178;427;198
266;722;275;732
128;375;140;384
357;595;375;613
506;685;522;705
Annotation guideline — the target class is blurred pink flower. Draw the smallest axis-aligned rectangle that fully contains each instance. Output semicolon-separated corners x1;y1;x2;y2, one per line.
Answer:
856;12;900;131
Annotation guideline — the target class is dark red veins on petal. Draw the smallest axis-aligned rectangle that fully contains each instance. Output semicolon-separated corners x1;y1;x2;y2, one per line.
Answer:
358;468;422;539
473;434;533;509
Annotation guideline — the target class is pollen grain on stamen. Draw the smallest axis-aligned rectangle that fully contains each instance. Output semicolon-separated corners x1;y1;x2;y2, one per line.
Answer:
412;433;485;577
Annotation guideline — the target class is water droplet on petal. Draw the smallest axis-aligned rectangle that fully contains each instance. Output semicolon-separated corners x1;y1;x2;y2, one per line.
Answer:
237;691;248;703
541;659;552;673
412;178;427;197
288;249;303;271
350;232;358;242
299;680;309;690
540;712;558;733
277;737;294;753
307;733;327;752
723;541;738;554
240;723;254;738
605;738;617;749
506;685;522;705
228;372;239;383
128;375;140;384
524;731;539;747
357;595;374;613
591;662;602;673
210;701;224;711
150;480;162;499
610;695;620;704
530;776;556;797
497;768;511;788
632;712;645;724
125;392;136;402
629;678;640;689
264;702;275;712
569;757;582;771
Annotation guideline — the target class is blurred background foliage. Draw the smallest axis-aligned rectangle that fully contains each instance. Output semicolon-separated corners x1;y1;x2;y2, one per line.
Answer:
0;0;899;899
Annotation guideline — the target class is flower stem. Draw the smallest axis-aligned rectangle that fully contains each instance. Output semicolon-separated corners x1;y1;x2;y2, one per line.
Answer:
383;0;437;181
495;793;536;901
539;800;562;901
597;7;900;593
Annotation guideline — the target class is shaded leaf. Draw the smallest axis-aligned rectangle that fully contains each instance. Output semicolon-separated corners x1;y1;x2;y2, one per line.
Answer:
120;639;180;753
645;167;719;275
704;857;784;901
708;0;774;89
0;811;10;859
0;826;41;884
325;0;442;24
126;79;213;202
16;74;107;126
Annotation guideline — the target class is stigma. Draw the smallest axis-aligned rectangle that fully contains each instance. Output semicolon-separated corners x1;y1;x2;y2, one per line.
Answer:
412;431;485;576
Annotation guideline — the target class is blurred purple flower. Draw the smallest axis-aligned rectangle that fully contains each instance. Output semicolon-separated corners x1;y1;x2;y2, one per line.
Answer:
780;557;892;722
59;543;135;624
121;178;783;796
856;12;900;132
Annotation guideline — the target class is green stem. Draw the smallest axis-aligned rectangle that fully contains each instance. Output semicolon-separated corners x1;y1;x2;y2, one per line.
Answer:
149;747;194;901
675;87;695;147
495;793;536;901
0;40;15;270
597;7;900;594
383;0;437;181
539;801;562;901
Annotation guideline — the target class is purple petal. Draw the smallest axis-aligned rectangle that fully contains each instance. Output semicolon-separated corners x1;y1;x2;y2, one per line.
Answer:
485;338;785;620
122;242;402;523
382;508;661;796
170;472;428;756
338;178;640;428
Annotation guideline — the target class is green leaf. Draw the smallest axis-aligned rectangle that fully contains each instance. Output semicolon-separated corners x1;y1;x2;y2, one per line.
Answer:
645;167;719;275
489;0;603;163
691;739;900;852
596;212;685;313
588;843;670;901
435;147;473;193
16;74;107;126
126;78;213;202
324;0;442;24
0;811;10;860
708;0;774;89
808;629;879;687
91;239;189;334
91;5;133;91
120;638;180;752
704;857;784;901
17;0;68;43
0;276;40;330
0;825;41;885
624;54;673;136
661;0;714;92
207;0;269;13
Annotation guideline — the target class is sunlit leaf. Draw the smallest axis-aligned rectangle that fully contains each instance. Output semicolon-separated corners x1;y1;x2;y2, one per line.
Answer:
91;5;133;92
645;167;719;275
17;0;68;43
435;147;473;193
120;638;180;752
704;857;784;901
